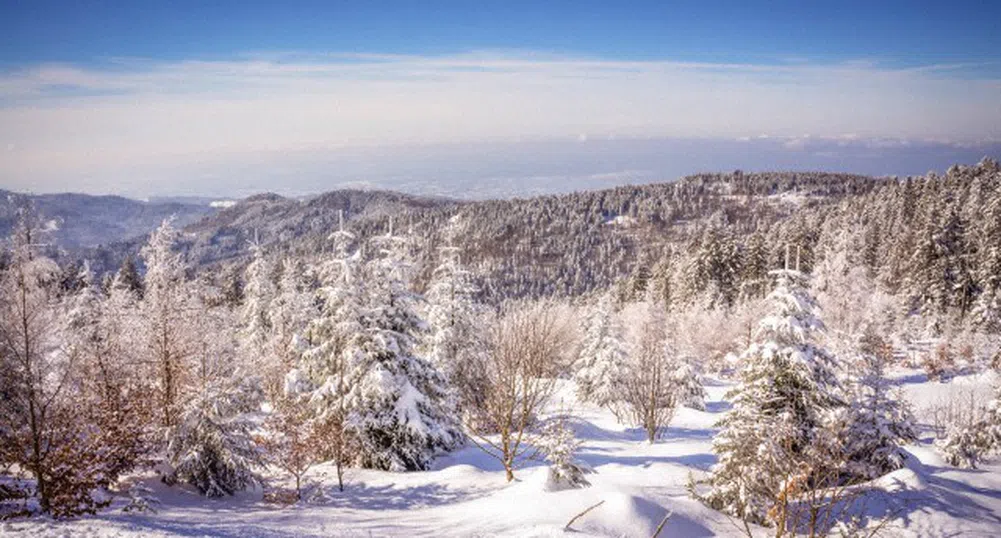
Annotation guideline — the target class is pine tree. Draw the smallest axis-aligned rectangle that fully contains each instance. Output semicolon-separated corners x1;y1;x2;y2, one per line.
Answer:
299;221;365;488
972;188;1001;332
649;248;677;311
671;357;707;411
702;268;843;526
267;257;315;397
114;254;145;299
685;229;741;309
740;232;770;300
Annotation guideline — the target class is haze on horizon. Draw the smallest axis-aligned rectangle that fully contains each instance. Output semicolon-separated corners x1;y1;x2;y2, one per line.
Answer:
2;0;1000;199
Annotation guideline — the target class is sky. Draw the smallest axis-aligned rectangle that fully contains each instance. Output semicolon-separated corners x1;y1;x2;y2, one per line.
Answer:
1;1;999;199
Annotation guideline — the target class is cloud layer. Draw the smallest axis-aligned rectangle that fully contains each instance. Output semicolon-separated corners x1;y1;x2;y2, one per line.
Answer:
1;51;999;196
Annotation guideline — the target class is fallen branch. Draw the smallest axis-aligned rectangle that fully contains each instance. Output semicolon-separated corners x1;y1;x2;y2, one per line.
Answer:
564;500;605;531
651;511;673;538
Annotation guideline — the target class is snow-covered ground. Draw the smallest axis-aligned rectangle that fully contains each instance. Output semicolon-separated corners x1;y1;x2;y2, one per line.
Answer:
5;370;1001;538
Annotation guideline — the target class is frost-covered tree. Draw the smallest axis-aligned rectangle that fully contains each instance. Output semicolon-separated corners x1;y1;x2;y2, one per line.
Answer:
113;254;144;299
140;219;198;431
702;268;843;526
472;300;573;481
617;301;684;442
67;263;153;489
266;257;315;398
0;207;74;514
300;220;461;473
972;191;1001;332
298;221;365;488
842;332;917;479
574;292;628;409
671;358;708;411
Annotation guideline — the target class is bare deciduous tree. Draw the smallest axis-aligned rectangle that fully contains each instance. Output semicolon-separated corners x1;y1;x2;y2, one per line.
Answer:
618;303;680;443
467;300;576;481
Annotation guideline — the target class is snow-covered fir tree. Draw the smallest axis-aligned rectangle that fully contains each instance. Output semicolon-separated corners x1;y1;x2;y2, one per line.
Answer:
166;372;263;497
298;220;366;488
347;223;463;471
702;267;843;526
299;218;461;473
670;357;707;411
574;292;628;409
972;189;1001;332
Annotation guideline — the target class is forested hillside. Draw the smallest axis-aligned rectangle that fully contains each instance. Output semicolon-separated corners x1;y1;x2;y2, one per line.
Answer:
81;159;1000;337
0;190;214;249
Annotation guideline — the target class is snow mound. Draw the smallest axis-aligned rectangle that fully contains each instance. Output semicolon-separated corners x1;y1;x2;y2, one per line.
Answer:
574;492;670;537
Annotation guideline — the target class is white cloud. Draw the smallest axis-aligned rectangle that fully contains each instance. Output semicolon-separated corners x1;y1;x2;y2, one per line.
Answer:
1;51;999;194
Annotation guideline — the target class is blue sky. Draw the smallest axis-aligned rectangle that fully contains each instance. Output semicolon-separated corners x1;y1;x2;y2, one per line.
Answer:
4;1;1000;67
1;1;999;198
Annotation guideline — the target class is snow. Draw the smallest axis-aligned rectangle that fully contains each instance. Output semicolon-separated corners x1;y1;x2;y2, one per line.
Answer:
603;214;637;227
209;200;238;208
8;372;1001;537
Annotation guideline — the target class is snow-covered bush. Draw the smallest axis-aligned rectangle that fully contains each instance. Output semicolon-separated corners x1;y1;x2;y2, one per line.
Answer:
538;415;592;491
937;384;1001;468
842;333;918;480
671;360;707;411
122;483;160;514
